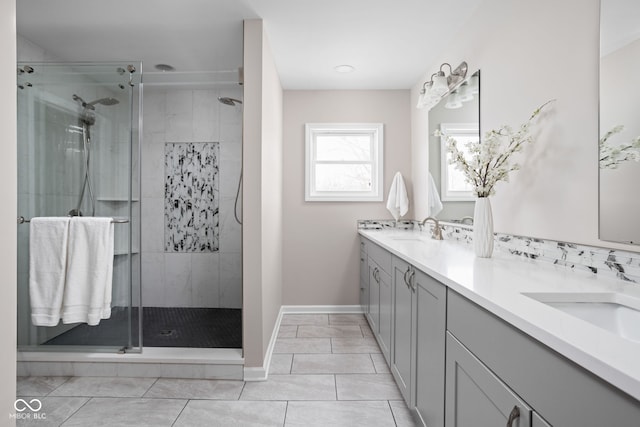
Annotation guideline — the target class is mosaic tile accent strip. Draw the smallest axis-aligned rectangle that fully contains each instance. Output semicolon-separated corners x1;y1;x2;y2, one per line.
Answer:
357;220;640;283
356;220;415;230
165;142;219;252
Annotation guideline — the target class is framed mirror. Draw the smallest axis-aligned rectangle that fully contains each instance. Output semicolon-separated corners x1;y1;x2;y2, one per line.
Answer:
428;70;480;222
599;0;640;245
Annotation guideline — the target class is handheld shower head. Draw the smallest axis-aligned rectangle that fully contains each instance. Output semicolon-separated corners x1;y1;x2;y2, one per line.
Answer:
73;95;120;126
218;97;242;106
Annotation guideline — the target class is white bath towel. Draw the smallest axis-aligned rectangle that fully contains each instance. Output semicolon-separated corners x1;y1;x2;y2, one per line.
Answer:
427;172;444;217
62;217;114;326
386;172;409;221
29;217;71;326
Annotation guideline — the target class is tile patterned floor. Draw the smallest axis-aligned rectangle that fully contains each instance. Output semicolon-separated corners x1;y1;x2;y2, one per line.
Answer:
16;314;416;426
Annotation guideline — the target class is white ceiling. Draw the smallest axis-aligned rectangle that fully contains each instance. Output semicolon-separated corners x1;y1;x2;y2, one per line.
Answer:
17;0;484;90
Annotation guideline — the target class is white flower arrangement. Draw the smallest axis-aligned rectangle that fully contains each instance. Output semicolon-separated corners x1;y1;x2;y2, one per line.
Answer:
437;100;554;198
599;125;640;169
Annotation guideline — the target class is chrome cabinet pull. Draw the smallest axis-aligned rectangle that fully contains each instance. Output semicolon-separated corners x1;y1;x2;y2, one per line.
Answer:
409;270;416;292
403;266;411;288
506;406;520;427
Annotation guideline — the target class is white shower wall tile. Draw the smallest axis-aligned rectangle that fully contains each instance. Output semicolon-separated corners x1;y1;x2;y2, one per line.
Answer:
193;90;220;142
142;252;166;307
220;197;242;253
141;88;242;308
220;122;243;144
220;141;243;198
191;253;221;307
141;197;165;253
112;256;129;307
165;90;194;142
141;133;166;198
220;253;242;309
164;253;193;307
143;89;167;134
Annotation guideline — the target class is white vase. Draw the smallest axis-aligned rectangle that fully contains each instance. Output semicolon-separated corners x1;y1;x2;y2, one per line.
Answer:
473;197;494;258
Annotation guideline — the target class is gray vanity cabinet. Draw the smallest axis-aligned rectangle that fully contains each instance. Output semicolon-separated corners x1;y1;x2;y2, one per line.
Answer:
445;332;532;427
533;413;552;427
359;239;369;314
364;238;392;361
378;266;392;362
368;260;380;335
391;256;446;427
413;267;446;426
391;257;414;402
447;290;640;426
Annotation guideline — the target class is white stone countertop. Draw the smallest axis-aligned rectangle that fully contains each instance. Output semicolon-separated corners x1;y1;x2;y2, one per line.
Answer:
359;228;640;401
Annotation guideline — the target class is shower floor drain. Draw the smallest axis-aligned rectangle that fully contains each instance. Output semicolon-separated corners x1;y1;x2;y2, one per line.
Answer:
159;329;175;336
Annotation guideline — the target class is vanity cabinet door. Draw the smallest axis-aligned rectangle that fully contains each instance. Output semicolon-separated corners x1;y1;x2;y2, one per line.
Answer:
359;244;369;314
367;260;380;334
533;412;552;427
446;332;532;427
391;257;414;403
378;267;392;363
414;268;446;427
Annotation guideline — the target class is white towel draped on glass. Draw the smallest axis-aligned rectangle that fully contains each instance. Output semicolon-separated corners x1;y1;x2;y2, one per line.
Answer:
62;217;115;326
28;216;115;327
29;217;71;327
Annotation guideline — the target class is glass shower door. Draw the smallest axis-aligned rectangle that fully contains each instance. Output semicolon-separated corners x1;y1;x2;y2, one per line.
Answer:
17;62;142;352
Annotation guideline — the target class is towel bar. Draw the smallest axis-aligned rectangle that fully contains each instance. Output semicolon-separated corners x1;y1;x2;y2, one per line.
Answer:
17;216;129;224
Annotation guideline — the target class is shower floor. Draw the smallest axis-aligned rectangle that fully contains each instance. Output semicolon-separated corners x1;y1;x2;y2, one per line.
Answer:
42;307;242;348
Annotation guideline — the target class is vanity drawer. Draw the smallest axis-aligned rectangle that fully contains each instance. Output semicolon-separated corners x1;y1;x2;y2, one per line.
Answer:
366;238;392;274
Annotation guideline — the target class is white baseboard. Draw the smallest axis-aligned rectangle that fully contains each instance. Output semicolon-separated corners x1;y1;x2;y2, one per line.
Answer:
281;305;364;314
243;305;364;381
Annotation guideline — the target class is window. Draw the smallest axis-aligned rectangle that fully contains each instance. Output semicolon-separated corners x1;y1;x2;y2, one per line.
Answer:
305;123;384;201
439;123;478;201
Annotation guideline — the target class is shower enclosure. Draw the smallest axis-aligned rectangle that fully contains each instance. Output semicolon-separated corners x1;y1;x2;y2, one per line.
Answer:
17;62;142;353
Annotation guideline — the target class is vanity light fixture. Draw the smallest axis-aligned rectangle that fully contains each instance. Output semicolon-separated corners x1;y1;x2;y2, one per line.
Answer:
445;91;463;109
416;61;468;109
458;83;474;103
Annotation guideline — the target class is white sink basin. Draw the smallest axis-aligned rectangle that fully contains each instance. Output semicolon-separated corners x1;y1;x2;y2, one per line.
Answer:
523;292;640;343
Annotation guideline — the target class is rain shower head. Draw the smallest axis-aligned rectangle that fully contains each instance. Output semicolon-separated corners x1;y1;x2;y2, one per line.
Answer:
218;97;242;106
89;97;119;107
73;94;120;111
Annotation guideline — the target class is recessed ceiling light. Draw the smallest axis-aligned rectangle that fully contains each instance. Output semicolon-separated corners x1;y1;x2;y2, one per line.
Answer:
334;65;355;73
155;64;175;72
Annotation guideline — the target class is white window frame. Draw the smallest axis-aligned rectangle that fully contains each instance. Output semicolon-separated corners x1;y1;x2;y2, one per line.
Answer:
439;123;478;201
305;123;384;202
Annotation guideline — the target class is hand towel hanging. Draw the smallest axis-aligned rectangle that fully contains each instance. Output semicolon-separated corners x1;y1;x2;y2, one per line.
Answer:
386;172;409;221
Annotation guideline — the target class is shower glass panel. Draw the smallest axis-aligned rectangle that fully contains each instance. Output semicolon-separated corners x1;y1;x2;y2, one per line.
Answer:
17;62;142;353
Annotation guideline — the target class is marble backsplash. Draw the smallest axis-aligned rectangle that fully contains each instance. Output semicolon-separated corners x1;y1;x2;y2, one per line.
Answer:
357;220;640;284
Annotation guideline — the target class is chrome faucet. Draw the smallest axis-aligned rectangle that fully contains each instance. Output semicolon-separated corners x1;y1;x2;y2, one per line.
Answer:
419;217;443;240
